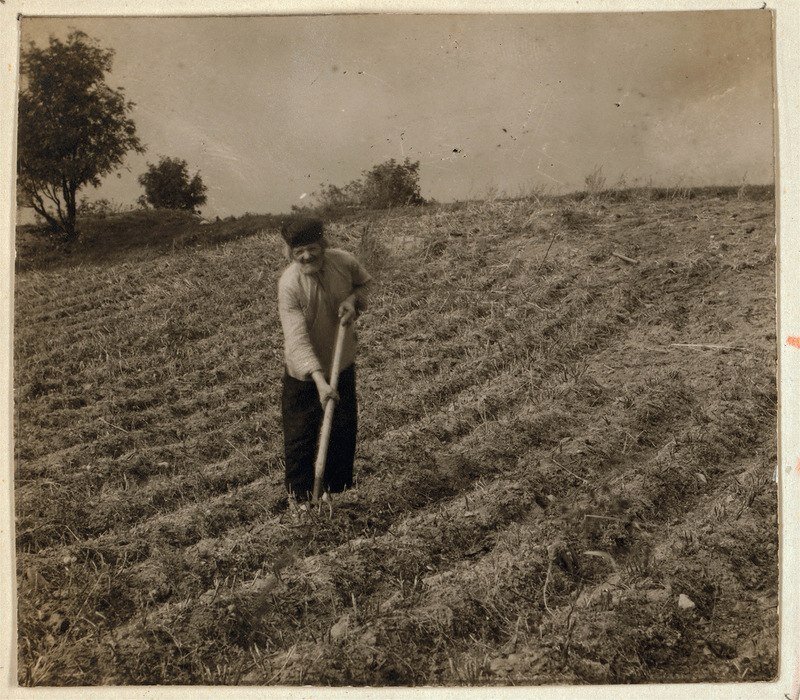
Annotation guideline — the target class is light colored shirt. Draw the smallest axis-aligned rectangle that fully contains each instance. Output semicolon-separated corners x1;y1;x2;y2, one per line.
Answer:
278;247;372;381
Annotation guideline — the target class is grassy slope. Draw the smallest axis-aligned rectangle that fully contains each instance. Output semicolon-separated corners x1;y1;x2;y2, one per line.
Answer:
14;193;777;685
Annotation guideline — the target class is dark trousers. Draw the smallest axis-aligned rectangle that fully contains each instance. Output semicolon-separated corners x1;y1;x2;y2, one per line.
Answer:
281;364;357;501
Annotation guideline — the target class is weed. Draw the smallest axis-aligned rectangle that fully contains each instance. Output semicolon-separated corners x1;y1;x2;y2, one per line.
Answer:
448;653;490;685
584;165;607;198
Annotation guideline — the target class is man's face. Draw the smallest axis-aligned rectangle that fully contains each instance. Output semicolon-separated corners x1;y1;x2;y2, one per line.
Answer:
291;242;324;274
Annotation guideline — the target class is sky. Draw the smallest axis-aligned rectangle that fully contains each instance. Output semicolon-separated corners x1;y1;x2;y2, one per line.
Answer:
18;11;775;219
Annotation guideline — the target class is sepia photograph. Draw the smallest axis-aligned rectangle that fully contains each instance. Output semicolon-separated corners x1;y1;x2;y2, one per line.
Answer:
4;2;795;693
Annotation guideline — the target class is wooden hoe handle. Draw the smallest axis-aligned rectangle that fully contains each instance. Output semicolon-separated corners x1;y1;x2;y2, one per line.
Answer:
312;321;346;502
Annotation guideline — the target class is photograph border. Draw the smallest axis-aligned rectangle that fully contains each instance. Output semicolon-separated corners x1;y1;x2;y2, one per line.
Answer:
1;1;797;698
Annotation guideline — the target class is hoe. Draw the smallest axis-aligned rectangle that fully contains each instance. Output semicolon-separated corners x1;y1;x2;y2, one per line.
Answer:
311;319;346;511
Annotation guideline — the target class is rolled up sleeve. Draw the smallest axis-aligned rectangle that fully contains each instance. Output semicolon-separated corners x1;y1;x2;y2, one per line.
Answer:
349;256;373;313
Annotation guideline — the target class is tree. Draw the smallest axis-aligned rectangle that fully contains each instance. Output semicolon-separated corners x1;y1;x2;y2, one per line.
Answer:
360;158;425;209
297;157;427;218
137;157;207;211
17;31;145;240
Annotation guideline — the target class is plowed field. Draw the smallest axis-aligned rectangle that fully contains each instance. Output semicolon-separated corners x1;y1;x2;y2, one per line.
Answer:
14;192;778;685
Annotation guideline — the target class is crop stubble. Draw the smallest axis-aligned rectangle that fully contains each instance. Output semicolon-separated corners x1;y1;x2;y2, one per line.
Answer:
14;193;777;684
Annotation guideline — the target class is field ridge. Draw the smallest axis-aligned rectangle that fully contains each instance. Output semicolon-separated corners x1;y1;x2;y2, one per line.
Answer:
15;192;777;685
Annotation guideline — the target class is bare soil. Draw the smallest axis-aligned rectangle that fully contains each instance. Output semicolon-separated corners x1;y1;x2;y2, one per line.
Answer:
14;191;778;685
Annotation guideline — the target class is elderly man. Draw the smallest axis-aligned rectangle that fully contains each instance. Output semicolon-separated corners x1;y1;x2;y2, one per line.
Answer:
277;216;372;511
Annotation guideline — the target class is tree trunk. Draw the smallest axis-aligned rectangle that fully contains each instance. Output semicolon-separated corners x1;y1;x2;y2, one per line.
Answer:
61;218;77;241
62;182;78;241
58;179;78;241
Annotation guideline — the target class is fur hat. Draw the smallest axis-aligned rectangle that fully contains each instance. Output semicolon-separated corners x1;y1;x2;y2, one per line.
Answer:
281;217;324;247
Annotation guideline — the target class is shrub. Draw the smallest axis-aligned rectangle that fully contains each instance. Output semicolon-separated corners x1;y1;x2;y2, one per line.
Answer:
76;197;132;218
138;157;207;212
360;158;425;209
